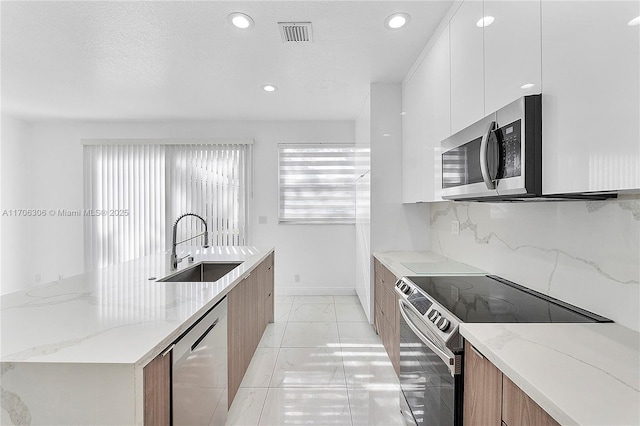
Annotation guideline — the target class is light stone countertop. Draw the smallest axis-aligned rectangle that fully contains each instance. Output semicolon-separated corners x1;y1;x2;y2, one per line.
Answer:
373;250;486;278
460;323;640;426
0;246;273;367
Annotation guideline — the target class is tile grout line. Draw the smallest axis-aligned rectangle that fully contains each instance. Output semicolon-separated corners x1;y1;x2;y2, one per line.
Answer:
335;300;355;426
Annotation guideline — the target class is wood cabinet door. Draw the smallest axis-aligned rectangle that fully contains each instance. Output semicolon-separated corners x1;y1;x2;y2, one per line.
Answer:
143;351;171;426
502;376;559;426
264;254;275;324
373;260;400;377
463;341;502;426
228;278;247;406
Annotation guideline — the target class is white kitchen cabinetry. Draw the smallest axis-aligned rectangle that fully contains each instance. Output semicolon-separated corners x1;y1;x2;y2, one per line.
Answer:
450;0;484;134
401;26;450;203
484;0;541;114
541;1;640;194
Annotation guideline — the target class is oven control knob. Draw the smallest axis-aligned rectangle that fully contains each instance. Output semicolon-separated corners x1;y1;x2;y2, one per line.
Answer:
401;284;412;295
437;317;450;332
427;310;439;322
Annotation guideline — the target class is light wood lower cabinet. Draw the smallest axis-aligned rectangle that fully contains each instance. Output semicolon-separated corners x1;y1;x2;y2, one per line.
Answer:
143;351;171;426
464;341;560;426
228;254;275;406
373;258;400;375
463;341;502;426
502;376;560;426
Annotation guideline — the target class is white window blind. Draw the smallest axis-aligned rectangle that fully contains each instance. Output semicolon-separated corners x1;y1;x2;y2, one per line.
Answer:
83;143;250;270
278;144;370;224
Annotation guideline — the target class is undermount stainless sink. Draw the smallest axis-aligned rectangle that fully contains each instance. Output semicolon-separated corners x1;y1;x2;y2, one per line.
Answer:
158;262;243;282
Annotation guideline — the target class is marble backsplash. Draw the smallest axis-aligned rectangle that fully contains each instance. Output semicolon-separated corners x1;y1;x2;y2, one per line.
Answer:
430;194;640;331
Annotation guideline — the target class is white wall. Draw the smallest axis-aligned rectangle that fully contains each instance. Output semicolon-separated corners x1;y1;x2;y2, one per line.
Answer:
431;196;640;331
0;115;34;294
2;119;356;296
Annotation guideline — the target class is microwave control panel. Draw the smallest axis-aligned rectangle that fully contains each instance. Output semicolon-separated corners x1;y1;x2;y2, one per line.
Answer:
496;119;522;179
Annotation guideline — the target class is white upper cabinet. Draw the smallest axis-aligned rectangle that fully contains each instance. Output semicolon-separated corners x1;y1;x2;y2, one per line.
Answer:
402;26;451;203
484;0;542;114
541;0;640;193
450;0;484;134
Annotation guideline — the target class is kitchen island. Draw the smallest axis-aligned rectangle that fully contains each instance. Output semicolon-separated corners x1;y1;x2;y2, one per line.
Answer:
0;246;274;425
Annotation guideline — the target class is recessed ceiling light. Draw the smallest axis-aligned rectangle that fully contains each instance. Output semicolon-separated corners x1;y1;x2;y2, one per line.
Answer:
263;84;277;92
385;13;411;30
476;16;495;27
520;83;535;89
228;12;254;29
628;15;640;26
382;133;391;137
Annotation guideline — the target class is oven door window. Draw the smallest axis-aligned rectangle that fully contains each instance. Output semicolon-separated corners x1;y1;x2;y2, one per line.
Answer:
399;307;457;426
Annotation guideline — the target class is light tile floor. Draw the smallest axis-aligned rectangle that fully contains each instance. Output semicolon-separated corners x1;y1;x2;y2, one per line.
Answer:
226;295;405;426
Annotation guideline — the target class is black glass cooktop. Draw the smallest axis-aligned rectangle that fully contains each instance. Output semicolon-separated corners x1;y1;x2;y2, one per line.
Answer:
406;275;611;323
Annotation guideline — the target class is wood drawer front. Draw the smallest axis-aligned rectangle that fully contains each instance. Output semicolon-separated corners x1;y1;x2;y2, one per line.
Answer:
383;267;397;290
502;376;560;426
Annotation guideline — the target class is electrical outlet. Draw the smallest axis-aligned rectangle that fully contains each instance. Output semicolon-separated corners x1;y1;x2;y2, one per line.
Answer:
294;274;300;283
451;220;460;235
258;216;268;224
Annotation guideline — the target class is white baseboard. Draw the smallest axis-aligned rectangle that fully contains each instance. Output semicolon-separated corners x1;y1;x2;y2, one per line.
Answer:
276;287;357;296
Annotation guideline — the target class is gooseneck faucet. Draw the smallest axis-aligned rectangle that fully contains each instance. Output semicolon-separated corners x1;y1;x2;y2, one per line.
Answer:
171;213;209;270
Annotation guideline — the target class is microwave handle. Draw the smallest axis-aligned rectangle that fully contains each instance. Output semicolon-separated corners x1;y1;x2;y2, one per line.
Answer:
480;121;497;190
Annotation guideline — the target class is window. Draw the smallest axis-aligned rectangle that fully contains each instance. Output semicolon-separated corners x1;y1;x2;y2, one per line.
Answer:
278;144;370;224
83;142;251;270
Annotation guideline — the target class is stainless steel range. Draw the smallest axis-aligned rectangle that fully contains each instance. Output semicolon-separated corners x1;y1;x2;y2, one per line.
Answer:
394;275;611;426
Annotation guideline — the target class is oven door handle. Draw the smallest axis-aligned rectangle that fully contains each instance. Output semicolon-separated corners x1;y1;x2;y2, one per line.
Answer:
398;299;459;376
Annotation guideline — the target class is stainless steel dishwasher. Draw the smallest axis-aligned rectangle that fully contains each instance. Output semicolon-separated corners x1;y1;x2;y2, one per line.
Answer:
172;297;228;426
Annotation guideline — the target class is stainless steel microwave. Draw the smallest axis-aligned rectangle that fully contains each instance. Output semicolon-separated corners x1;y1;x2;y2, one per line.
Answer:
441;95;542;200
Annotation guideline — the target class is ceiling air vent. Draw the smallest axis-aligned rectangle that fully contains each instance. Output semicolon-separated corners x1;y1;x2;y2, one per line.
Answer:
278;22;313;43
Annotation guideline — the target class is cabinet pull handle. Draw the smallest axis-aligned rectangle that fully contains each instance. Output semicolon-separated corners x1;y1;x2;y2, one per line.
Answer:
191;318;220;352
161;344;175;357
470;344;485;360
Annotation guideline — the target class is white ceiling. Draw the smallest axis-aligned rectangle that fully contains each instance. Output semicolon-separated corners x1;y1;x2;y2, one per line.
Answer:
1;1;452;121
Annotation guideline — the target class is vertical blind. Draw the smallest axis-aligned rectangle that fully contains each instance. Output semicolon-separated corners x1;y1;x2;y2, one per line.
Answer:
278;144;370;224
84;143;250;271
